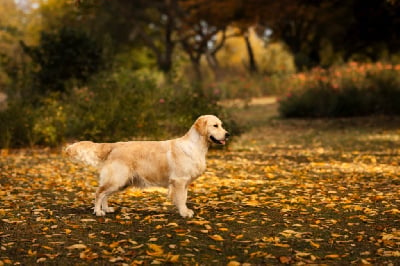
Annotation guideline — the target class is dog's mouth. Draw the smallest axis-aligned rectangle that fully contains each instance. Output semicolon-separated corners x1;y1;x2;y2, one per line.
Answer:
210;135;227;145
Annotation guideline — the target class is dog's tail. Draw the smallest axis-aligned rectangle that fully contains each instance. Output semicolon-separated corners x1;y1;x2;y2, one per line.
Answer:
64;141;114;168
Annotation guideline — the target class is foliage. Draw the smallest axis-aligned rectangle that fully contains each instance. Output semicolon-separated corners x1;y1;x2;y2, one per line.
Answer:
32;95;67;146
278;62;400;117
0;68;223;148
216;33;296;75
0;96;68;148
1;114;400;265
0;0;40;94
0;101;34;148
22;27;104;94
64;70;163;142
64;69;223;142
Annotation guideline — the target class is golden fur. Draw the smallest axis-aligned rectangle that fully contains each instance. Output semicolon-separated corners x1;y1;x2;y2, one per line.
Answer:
65;115;229;218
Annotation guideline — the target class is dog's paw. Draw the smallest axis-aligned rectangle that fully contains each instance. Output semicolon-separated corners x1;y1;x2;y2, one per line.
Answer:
104;207;115;213
94;209;106;216
180;208;194;218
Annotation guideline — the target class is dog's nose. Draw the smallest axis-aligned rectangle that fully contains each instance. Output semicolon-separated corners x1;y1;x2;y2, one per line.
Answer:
225;132;230;139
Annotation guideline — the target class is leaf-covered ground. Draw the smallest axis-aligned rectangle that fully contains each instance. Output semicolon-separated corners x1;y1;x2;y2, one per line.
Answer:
1;102;400;265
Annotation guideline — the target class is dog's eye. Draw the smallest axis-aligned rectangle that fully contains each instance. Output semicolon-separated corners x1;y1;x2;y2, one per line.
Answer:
213;124;218;128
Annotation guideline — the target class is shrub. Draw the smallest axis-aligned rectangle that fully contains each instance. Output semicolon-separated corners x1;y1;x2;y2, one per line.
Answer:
0;67;227;148
32;95;67;146
0;103;33;148
64;70;162;142
0;96;68;148
279;62;400;118
64;69;224;142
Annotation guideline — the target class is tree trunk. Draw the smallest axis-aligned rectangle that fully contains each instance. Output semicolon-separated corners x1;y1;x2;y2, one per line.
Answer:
191;58;202;82
206;51;224;81
244;31;258;74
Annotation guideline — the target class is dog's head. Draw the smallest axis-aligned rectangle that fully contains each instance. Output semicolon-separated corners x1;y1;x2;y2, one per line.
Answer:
194;115;230;145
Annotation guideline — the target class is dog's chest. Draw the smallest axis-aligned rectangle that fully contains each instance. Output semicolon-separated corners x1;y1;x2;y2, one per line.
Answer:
169;145;207;178
182;156;206;179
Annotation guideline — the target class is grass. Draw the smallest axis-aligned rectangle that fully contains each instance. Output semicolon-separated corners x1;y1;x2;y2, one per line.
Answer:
1;102;400;265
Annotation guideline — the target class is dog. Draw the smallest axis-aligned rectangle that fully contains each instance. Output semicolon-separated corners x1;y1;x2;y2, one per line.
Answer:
65;115;229;218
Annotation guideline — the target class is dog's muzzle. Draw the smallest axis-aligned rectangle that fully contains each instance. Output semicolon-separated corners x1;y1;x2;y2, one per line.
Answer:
210;132;230;145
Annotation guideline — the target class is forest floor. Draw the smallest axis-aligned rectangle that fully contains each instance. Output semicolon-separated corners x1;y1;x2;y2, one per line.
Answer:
1;98;400;265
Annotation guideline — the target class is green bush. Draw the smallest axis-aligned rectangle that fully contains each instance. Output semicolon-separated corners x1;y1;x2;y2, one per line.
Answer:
279;63;400;118
0;68;226;148
0;102;35;148
65;69;223;142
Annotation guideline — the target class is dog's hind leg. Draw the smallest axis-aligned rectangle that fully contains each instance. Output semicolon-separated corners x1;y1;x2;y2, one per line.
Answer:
94;184;119;216
94;161;129;216
101;196;115;213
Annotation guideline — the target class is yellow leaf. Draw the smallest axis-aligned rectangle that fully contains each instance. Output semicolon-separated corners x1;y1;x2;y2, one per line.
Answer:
109;256;124;263
325;254;340;259
274;243;290;248
187;220;210;225
67;244;87;249
265;173;275;179
360;259;372;265
146;244;164;256
295;251;311;257
167;222;178;227
227;261;241;266
166;254;179;262
208;245;222;251
279;256;292;264
262;236;279;242
389;208;400;214
245;200;260;206
309;240;320;248
109;241;120;249
235;234;244;240
28;249;37;256
209;234;224;241
65;229;72;235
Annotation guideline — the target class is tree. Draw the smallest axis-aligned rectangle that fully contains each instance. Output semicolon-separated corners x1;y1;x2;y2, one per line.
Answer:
0;0;42;98
75;0;180;74
342;0;400;60
21;27;104;94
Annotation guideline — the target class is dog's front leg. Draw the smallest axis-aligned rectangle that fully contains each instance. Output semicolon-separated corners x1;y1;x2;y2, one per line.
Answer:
170;178;194;218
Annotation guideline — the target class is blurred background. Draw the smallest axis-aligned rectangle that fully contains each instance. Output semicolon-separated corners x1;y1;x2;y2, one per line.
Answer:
1;0;400;147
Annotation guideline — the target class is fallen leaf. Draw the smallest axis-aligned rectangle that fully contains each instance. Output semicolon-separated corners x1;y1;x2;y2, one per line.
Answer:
146;244;164;256
279;256;292;264
187;220;210;225
209;234;224;241
166;254;179;263
109;256;124;263
66;244;87;250
309;240;320;248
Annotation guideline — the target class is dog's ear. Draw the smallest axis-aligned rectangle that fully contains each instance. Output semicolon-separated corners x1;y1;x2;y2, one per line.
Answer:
194;116;208;136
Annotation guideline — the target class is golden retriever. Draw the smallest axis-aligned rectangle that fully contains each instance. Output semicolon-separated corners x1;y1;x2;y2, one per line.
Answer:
65;115;229;218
